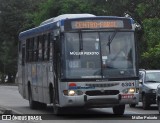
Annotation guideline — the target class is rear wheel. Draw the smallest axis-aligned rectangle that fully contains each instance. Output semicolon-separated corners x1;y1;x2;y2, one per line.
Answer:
112;105;125;115
28;87;38;109
38;102;47;109
129;104;136;108
142;95;150;110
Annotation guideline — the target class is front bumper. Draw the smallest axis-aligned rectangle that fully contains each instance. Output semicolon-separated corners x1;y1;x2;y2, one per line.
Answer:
60;93;139;108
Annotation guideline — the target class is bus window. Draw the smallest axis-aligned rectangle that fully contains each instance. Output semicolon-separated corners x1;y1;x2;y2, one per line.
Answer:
27;38;33;62
47;33;51;61
49;35;52;61
26;39;29;62
31;38;34;62
63;32;101;79
44;34;48;61
34;37;39;61
38;35;43;61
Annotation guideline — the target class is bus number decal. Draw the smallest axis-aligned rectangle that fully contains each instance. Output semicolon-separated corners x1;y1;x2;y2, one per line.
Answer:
121;82;134;87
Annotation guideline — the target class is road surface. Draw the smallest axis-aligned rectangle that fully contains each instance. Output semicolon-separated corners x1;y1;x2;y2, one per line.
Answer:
0;85;159;123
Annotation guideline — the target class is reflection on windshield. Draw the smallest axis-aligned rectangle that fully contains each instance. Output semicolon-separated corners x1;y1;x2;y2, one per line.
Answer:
145;72;160;83
62;32;137;79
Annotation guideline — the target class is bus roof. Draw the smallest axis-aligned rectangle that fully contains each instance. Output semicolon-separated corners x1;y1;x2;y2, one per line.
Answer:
19;14;134;40
40;14;96;26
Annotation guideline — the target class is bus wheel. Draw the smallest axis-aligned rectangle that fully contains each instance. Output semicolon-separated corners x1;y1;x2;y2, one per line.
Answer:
158;100;160;114
28;87;38;109
112;105;125;115
38;102;47;109
129;104;136;108
53;105;62;115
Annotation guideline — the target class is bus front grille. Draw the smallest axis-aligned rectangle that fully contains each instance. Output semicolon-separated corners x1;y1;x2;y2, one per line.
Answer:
85;90;119;96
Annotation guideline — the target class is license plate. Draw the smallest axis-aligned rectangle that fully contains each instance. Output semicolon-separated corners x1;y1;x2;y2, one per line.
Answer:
121;94;134;99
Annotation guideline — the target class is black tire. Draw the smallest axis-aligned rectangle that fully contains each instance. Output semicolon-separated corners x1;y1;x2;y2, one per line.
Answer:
113;105;125;115
38;102;47;109
129;104;136;108
53;104;63;115
142;95;150;110
158;100;160;114
28;87;38;109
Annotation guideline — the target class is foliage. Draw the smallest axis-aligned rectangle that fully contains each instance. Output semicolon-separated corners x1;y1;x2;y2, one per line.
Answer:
0;0;44;82
0;0;160;83
143;18;160;49
142;44;160;69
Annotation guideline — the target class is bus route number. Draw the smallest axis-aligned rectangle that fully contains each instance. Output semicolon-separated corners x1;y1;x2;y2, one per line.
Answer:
121;82;134;87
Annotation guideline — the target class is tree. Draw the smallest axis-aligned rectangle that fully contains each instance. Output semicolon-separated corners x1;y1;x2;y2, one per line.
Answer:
0;0;45;83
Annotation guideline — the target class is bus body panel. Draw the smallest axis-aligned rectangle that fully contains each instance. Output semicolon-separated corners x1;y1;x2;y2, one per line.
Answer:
58;81;138;107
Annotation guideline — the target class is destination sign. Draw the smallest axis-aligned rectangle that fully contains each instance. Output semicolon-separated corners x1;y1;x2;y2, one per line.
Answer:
71;20;124;29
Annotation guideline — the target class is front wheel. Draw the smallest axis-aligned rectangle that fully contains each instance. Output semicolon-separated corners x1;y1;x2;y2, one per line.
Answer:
142;95;150;110
112;105;125;115
53;104;63;115
158;100;160;114
28;87;38;109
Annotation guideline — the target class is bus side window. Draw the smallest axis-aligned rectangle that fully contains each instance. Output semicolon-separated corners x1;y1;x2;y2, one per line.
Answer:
34;37;38;61
44;34;48;61
49;33;53;61
47;33;51;61
26;38;32;62
31;38;34;62
38;35;43;61
26;39;29;62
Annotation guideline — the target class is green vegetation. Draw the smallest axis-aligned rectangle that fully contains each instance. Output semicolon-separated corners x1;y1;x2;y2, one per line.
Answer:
0;0;159;83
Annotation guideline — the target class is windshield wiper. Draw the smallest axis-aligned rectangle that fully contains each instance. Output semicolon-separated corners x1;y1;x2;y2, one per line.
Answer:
107;31;117;54
79;32;83;58
79;32;83;51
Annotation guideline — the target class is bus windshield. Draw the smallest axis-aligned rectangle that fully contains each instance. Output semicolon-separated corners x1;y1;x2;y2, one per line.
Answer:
62;31;136;80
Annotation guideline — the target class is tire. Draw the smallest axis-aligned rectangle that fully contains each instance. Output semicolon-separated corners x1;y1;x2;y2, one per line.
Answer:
158;100;160;114
142;95;150;110
38;102;47;109
113;105;125;115
28;87;38;109
53;104;63;115
129;104;136;108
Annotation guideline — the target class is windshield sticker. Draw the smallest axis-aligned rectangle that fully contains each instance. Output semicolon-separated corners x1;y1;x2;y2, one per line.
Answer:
70;51;99;55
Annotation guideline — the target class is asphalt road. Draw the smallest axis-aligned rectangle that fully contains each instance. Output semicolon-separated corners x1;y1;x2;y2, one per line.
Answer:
0;85;159;123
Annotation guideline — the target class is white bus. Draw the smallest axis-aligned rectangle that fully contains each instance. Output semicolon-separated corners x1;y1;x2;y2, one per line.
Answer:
18;14;139;115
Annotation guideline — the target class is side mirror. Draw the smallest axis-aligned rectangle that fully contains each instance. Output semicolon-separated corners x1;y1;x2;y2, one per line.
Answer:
157;84;160;88
139;79;143;84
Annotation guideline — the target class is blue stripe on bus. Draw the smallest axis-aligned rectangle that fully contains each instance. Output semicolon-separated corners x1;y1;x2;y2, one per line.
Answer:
19;22;59;40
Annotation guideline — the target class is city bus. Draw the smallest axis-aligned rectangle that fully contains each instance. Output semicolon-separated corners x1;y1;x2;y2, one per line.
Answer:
18;14;139;115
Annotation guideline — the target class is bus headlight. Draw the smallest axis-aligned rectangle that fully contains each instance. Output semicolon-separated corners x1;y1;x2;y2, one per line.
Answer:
122;88;136;94
68;90;76;96
128;88;135;93
63;90;83;96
